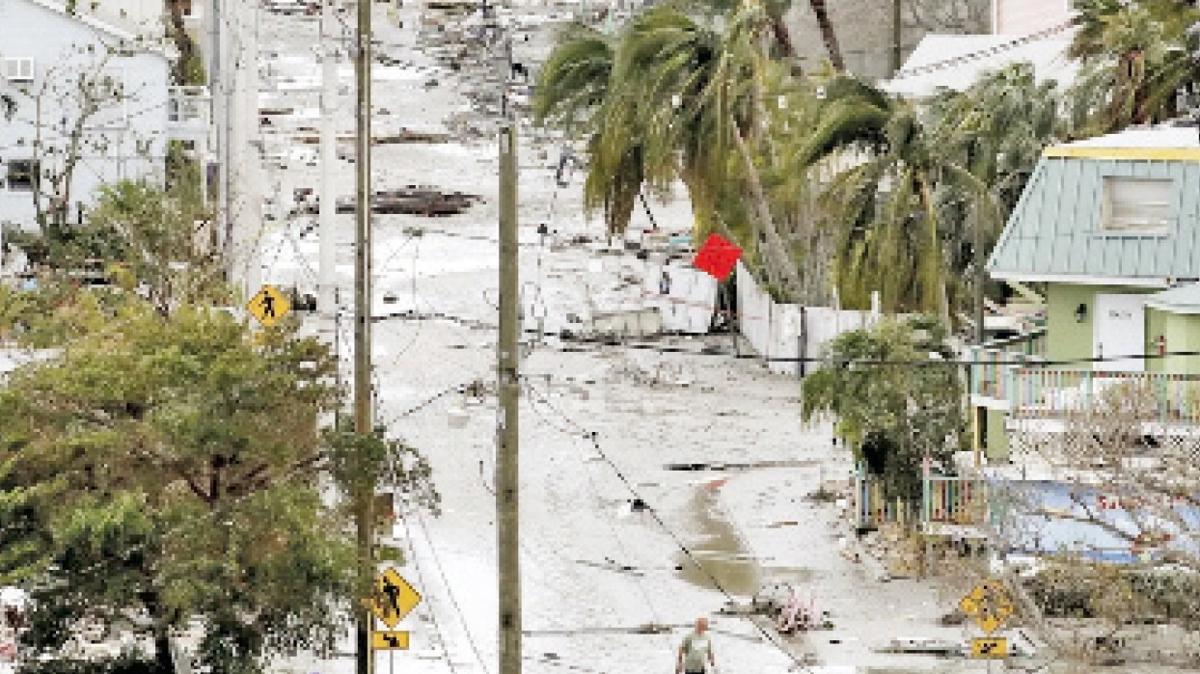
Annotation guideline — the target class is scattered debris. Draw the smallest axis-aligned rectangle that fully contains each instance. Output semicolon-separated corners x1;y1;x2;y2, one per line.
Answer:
331;186;482;216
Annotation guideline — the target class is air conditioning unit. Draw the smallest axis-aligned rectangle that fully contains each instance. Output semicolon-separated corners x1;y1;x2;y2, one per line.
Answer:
3;58;34;82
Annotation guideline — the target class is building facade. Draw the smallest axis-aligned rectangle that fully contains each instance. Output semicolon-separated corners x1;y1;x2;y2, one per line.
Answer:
992;0;1075;35
0;0;172;234
972;125;1200;465
784;0;991;81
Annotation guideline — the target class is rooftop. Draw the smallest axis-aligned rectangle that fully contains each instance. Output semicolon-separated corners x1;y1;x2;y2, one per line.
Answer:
884;34;1078;99
988;125;1200;285
1147;283;1200;315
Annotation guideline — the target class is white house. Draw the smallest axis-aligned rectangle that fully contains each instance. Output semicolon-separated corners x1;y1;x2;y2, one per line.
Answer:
0;0;172;238
992;0;1076;36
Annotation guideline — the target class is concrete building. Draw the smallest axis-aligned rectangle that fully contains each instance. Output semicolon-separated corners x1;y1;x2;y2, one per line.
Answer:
0;0;173;235
785;0;991;81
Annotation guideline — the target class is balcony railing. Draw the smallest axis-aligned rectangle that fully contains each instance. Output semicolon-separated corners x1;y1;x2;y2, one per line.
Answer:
1009;368;1200;423
967;328;1047;403
167;85;210;130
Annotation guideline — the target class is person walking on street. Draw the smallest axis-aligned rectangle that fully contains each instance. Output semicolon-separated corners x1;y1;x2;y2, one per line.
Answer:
676;617;715;674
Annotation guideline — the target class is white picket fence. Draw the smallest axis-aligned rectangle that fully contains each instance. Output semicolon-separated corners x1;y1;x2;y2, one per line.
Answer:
735;262;880;376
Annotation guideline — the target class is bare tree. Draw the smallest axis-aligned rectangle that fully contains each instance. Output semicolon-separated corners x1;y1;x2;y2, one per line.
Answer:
9;42;155;239
986;380;1200;668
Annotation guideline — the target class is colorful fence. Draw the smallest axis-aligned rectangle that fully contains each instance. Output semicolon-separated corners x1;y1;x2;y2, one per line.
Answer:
852;463;988;530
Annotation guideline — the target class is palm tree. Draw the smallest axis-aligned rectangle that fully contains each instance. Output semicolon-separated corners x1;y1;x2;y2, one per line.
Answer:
926;63;1063;326
537;2;805;297
1069;0;1200;134
790;76;949;321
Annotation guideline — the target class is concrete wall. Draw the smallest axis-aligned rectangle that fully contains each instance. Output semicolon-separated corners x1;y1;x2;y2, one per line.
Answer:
736;262;879;376
785;0;990;81
0;0;170;232
994;0;1073;35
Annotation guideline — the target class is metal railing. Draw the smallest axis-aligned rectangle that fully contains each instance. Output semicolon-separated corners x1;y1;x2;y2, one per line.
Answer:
1009;368;1200;422
967;328;1047;402
167;85;210;126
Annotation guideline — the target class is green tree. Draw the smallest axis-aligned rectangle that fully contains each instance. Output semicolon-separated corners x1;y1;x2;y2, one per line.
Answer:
1069;0;1200;134
537;1;805;297
793;76;953;320
0;303;437;672
801;316;965;499
926;62;1064;320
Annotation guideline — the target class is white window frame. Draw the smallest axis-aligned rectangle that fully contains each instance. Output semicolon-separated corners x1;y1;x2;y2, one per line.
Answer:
3;57;34;83
1098;176;1174;236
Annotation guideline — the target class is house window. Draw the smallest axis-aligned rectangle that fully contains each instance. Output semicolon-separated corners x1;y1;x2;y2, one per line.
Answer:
1100;176;1173;235
2;57;34;83
6;160;39;191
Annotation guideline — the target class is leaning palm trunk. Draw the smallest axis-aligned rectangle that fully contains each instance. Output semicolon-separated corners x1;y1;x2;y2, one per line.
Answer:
808;0;845;71
918;179;950;326
732;128;802;300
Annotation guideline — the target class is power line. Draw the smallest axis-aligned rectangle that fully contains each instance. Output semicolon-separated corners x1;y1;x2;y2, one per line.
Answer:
889;19;1076;81
522;381;814;673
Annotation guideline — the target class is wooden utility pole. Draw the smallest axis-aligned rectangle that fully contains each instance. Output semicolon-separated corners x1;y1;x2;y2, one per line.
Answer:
497;121;521;674
320;0;338;341
354;0;374;670
892;0;902;75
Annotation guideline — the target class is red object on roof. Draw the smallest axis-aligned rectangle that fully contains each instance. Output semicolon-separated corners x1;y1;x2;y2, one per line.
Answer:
692;233;742;281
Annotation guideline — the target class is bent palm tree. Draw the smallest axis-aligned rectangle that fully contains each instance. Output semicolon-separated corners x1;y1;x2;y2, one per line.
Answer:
537;2;805;297
792;76;948;321
1069;0;1200;134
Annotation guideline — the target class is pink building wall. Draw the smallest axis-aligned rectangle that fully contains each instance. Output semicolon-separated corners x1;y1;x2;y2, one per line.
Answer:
994;0;1075;35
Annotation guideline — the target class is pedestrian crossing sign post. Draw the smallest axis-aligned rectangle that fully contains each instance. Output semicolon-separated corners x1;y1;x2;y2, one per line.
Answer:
372;630;410;651
370;567;421;630
971;636;1008;659
959;580;1014;635
246;285;291;328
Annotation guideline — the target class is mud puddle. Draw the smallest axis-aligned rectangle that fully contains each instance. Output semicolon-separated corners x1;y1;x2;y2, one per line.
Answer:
674;485;760;596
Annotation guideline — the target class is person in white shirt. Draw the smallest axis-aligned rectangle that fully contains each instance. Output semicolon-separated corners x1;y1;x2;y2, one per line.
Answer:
676;617;715;674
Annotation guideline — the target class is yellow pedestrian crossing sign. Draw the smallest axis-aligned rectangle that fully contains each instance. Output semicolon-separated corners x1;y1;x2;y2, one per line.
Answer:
971;636;1008;659
371;567;421;629
371;630;410;651
246;285;291;327
959;580;1014;634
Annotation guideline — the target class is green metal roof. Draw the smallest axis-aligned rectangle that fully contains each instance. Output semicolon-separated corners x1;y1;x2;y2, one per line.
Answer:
987;153;1200;286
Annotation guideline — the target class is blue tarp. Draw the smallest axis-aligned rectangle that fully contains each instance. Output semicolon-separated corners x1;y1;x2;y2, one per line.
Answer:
987;480;1200;564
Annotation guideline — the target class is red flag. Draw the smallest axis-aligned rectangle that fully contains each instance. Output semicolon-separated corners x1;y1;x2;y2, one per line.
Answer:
692;233;742;281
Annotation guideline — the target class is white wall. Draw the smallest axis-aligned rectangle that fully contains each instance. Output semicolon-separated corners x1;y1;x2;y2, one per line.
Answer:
736;262;880;376
0;0;170;232
640;260;719;334
994;0;1073;35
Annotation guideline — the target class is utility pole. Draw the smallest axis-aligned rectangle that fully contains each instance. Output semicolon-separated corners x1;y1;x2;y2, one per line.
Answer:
497;118;522;674
320;0;339;342
209;0;224;253
892;0;902;75
353;0;374;671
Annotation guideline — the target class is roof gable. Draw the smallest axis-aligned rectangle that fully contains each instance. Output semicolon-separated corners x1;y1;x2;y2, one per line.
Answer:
15;0;169;59
987;153;1200;285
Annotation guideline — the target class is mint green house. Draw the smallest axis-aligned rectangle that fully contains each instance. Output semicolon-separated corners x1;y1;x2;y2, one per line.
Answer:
971;126;1200;461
